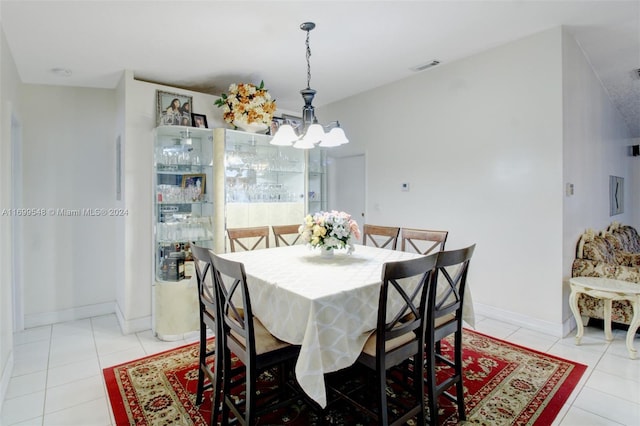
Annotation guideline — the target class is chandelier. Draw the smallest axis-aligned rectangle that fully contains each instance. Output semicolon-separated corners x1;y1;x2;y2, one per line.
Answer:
270;22;349;149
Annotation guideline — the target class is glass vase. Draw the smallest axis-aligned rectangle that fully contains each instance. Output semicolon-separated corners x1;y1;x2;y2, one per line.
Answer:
320;247;334;258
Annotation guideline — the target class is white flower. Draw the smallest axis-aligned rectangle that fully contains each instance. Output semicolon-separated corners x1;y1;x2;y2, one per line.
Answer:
324;236;340;248
298;211;362;252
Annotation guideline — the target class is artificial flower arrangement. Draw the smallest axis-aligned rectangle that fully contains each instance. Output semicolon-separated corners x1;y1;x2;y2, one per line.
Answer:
299;210;361;253
214;80;276;130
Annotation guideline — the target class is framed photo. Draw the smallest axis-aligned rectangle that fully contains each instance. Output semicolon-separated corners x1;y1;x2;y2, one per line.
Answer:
270;116;284;135
157;90;193;126
282;113;302;130
182;173;206;201
182;173;206;192
191;113;208;128
609;175;624;216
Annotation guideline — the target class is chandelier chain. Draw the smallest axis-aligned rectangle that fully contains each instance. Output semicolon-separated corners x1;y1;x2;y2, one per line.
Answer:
306;29;312;89
269;21;347;148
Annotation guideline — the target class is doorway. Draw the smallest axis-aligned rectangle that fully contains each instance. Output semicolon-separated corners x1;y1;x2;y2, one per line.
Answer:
328;154;366;227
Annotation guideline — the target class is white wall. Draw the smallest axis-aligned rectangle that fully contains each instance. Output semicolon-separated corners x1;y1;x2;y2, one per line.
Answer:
113;72;127;334
0;22;21;410
19;85;118;326
320;27;630;335
561;31;634;323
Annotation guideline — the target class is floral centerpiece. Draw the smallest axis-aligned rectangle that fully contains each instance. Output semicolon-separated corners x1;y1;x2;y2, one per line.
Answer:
299;210;361;255
214;80;276;133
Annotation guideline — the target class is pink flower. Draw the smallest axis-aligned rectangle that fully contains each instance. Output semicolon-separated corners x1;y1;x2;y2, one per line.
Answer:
350;221;361;239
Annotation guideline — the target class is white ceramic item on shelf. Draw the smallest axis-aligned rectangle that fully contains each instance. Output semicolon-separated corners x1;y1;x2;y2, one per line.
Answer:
233;121;268;134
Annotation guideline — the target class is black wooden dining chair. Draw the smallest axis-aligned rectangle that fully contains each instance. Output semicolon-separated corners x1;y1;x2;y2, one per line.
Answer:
190;244;223;425
398;228;447;336
227;226;270;252
210;253;301;425
362;224;401;250
400;228;448;255
330;253;439;425
272;224;303;247
424;244;475;425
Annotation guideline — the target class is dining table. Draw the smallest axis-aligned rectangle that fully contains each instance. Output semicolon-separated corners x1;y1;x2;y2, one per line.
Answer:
219;243;475;408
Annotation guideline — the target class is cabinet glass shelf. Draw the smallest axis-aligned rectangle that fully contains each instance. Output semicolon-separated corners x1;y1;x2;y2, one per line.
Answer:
157;165;213;173
222;129;305;205
157;201;212;205
153;126;214;284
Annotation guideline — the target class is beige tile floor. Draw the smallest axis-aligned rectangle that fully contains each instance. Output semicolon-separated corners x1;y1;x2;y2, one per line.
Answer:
1;314;639;425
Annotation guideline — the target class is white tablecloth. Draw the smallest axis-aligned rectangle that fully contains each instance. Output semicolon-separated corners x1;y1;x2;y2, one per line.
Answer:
220;244;474;407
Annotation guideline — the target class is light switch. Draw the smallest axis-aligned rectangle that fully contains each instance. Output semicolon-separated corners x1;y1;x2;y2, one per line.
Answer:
566;183;574;196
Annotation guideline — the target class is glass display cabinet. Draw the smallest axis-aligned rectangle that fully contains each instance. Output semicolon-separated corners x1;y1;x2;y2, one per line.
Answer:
214;128;307;251
152;125;213;340
151;126;329;339
308;148;328;213
221;129;305;203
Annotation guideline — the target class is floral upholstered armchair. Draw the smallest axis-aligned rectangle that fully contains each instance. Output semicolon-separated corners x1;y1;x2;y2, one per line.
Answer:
571;224;640;325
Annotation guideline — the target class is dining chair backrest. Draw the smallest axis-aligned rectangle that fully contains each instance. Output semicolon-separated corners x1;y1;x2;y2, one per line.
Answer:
428;244;475;337
424;244;476;424
191;245;218;324
374;253;439;362
227;226;269;252
362;224;400;250
210;254;256;361
189;244;223;420
401;228;448;255
272;224;302;247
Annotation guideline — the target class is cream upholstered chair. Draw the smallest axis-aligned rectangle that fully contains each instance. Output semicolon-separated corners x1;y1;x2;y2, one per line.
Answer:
210;254;301;425
227;226;269;252
400;228;448;255
272;224;303;247
362;224;400;250
572;226;640;325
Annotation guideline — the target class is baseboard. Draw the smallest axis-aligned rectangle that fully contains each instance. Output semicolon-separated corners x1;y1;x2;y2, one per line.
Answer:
24;302;116;329
155;330;199;342
474;303;571;338
114;304;151;335
562;315;578;337
0;352;14;416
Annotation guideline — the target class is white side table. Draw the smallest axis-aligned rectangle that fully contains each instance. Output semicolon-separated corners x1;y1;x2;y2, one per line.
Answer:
569;276;640;359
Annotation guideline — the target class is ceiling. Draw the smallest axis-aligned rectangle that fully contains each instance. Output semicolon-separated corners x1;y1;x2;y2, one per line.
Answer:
2;0;639;136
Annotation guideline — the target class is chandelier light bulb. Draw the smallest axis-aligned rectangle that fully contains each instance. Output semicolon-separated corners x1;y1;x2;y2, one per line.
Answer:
270;124;297;146
304;123;325;143
320;127;348;147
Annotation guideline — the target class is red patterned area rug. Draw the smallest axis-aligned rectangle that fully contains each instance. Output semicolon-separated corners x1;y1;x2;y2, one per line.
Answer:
104;329;586;425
